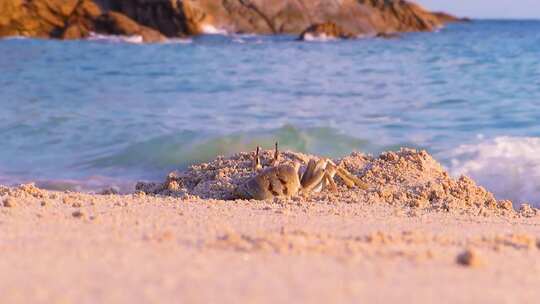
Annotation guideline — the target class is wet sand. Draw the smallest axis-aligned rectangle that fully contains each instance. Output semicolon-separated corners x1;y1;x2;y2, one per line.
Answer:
1;149;540;303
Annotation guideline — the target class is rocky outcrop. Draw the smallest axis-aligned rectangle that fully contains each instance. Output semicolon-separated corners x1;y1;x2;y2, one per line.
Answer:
433;12;470;24
0;0;463;42
96;0;188;37
0;0;97;38
0;0;165;42
299;22;355;41
358;0;443;33
95;12;166;42
61;1;103;40
179;0;381;36
178;0;460;37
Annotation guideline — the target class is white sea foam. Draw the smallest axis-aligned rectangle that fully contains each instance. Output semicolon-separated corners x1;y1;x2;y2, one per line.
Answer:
302;33;365;42
0;35;28;40
302;33;338;42
87;32;144;44
232;37;246;44
87;32;193;44
233;33;258;38
448;136;540;205
231;35;264;44
200;24;228;35
165;38;193;44
2;33;192;45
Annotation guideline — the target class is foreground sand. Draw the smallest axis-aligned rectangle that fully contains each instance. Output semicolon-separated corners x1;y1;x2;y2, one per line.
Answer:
2;149;540;303
1;184;540;304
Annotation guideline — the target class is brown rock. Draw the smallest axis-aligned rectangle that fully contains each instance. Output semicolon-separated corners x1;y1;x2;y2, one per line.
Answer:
103;0;188;37
62;0;103;40
433;12;470;24
95;11;167;43
376;32;400;39
0;0;100;39
358;0;442;32
0;0;58;38
0;0;165;42
299;22;355;41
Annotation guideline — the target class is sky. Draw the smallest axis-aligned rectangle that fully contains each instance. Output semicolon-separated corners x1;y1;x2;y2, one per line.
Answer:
416;0;540;19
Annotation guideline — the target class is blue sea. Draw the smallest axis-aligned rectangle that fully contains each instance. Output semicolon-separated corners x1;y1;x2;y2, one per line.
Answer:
1;21;540;204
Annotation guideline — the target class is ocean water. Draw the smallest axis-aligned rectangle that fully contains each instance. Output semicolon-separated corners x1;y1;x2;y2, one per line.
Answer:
1;20;540;204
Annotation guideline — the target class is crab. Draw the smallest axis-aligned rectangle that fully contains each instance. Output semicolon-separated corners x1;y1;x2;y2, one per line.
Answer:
236;143;368;200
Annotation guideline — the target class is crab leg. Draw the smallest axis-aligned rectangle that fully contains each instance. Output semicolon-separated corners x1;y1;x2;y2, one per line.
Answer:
301;159;317;186
300;170;326;193
326;160;368;190
336;167;369;190
322;161;338;192
326;161;353;188
324;172;338;192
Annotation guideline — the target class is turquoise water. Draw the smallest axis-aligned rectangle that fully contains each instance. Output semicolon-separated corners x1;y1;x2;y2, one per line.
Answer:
1;21;540;203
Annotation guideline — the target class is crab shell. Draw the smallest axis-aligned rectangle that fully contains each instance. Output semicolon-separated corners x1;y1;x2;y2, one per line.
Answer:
237;163;302;200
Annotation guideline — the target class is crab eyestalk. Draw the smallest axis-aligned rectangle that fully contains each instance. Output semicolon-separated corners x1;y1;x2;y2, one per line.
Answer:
270;141;280;166
252;146;262;171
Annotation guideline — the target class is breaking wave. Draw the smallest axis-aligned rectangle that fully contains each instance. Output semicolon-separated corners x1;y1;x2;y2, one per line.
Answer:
83;125;374;174
448;136;540;205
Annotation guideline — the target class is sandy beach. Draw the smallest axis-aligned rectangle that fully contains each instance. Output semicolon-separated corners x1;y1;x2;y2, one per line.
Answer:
1;149;540;303
2;1;539;302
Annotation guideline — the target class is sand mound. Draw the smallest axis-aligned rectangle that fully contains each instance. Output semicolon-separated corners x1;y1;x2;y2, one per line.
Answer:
136;150;314;200
341;149;510;213
136;148;528;216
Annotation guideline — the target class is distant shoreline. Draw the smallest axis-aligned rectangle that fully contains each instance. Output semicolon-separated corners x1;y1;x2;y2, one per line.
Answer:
1;0;464;42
